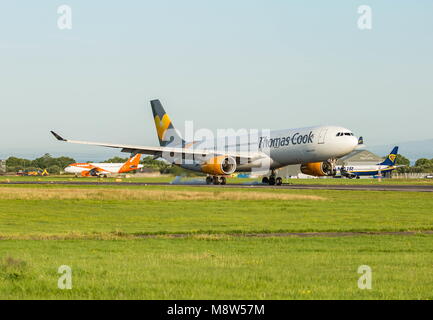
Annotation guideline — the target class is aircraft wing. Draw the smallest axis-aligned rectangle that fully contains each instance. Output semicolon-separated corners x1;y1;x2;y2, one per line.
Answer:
88;165;108;172
51;131;263;161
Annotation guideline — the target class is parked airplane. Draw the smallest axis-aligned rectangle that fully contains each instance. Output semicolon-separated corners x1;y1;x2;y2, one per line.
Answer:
337;146;402;179
64;154;143;177
51;99;359;185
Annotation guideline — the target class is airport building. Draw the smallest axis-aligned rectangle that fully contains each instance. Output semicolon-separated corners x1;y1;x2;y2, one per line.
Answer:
0;160;6;174
336;149;384;167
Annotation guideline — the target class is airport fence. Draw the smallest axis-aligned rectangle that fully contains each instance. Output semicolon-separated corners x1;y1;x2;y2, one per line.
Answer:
392;173;431;179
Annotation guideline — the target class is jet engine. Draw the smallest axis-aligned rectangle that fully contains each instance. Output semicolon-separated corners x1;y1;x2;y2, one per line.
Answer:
201;156;236;175
300;162;336;177
81;168;100;177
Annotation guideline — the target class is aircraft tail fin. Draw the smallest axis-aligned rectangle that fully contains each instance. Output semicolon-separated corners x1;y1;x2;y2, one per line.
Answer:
379;146;399;166
119;154;142;173
150;100;184;147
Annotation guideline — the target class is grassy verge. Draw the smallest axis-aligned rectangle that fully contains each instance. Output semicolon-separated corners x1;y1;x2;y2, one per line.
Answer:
1;236;432;299
0;185;432;237
1;184;432;299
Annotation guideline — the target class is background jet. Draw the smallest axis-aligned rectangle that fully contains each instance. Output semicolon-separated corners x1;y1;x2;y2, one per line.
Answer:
65;154;143;177
337;147;404;179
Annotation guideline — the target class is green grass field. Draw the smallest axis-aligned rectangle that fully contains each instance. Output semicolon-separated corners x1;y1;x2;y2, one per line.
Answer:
2;236;433;300
0;182;432;299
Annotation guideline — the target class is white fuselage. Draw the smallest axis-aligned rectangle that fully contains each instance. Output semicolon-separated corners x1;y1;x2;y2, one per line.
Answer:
335;164;396;177
64;163;143;174
177;125;358;172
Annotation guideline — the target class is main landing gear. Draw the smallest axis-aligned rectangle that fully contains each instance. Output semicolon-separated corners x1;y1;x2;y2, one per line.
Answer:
262;170;283;186
206;176;227;185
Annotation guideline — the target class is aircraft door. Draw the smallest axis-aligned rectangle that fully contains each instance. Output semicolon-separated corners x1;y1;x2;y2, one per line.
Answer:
318;128;328;144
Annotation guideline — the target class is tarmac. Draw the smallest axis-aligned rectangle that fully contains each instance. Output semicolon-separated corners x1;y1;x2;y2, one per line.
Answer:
2;181;433;192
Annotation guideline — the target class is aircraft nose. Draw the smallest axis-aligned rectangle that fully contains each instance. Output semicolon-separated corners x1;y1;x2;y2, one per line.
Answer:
349;136;359;150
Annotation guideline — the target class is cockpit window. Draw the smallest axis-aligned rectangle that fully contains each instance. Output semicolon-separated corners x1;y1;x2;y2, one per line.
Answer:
337;132;354;137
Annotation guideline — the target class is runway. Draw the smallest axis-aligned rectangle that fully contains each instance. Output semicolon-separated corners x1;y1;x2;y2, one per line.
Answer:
2;181;433;192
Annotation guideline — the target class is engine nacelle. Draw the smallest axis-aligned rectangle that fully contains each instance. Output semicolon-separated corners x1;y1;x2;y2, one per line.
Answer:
300;162;336;177
81;168;101;177
81;170;92;177
201;156;236;175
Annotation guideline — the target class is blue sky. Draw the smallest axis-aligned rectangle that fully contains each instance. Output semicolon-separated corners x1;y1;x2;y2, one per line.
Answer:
1;1;432;160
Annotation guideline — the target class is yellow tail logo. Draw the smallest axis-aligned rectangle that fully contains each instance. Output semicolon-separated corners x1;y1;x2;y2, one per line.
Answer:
389;154;396;162
154;114;171;140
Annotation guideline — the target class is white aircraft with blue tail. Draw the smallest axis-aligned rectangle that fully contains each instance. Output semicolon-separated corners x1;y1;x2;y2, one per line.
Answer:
337;146;404;179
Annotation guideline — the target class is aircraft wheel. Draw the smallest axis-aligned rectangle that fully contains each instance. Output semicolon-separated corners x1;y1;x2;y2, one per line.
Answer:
356;176;360;179
206;176;213;185
276;177;283;186
213;176;220;185
269;177;276;186
262;177;269;184
220;177;227;185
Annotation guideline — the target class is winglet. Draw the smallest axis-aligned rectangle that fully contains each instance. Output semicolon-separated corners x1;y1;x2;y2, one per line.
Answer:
50;131;67;142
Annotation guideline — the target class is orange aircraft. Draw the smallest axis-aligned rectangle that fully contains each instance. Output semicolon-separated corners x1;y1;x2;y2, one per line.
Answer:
64;154;143;177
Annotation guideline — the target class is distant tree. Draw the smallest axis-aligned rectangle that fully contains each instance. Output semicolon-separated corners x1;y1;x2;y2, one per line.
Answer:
31;154;76;170
32;153;53;169
155;162;171;173
415;158;432;167
414;158;433;173
6;157;32;170
104;157;128;163
55;156;76;168
395;154;411;173
141;156;167;168
47;165;61;174
6;155;75;172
